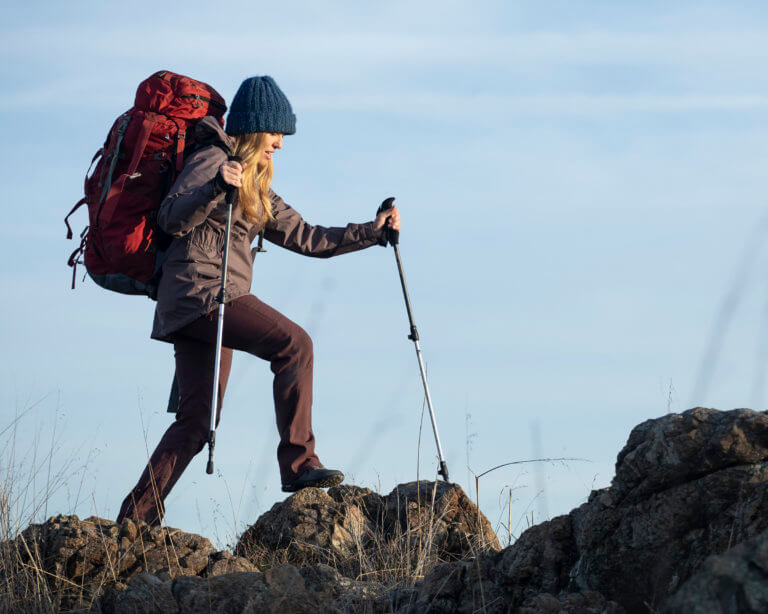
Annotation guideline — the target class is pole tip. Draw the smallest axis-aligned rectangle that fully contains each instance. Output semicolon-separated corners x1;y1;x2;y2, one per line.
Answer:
206;460;214;475
439;461;450;482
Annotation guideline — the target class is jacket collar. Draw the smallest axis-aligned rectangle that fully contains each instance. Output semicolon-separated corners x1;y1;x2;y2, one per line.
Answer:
194;116;235;155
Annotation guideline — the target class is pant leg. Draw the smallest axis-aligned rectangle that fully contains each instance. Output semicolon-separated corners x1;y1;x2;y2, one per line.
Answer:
118;293;319;524
179;294;321;483
117;337;232;525
225;295;321;483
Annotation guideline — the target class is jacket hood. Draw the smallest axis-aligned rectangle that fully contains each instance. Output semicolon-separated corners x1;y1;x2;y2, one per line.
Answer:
194;116;235;154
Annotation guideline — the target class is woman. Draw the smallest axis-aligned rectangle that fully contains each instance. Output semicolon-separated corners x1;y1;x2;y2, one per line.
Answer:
117;76;400;525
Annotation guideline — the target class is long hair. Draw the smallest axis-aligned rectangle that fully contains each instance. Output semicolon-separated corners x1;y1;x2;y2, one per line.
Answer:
232;133;275;226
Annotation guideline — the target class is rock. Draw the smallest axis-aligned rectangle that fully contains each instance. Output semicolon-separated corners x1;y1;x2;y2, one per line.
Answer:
113;573;178;614
381;481;500;558
92;581;129;614
118;519;138;543
518;591;625;613
661;528;768;613
106;562;379;614
205;550;258;577
569;409;768;612
408;407;768;613
4;514;217;612
169;566;339;614
612;407;768;504
235;480;500;579
234;486;371;572
493;514;575;603
170;572;266;613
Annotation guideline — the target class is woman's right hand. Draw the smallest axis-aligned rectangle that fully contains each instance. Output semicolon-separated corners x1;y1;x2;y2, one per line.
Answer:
218;160;246;188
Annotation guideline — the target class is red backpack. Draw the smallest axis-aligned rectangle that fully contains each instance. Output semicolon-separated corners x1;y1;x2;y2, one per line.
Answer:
65;70;227;298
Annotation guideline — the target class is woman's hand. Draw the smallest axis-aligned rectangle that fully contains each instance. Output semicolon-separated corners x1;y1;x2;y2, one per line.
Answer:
374;204;401;232
218;160;246;188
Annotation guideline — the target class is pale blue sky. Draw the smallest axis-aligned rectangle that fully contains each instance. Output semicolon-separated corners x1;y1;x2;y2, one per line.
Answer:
2;1;768;545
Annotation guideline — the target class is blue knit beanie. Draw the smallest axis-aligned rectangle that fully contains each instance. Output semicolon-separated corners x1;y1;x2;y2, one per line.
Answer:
225;76;296;135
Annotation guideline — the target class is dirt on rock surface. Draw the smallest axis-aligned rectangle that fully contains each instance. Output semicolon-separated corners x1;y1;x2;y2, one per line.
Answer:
2;407;767;613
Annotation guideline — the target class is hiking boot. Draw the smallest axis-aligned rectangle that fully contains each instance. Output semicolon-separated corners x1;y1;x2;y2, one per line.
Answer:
282;465;344;492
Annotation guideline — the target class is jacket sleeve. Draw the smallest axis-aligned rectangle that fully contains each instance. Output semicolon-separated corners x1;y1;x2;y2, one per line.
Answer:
263;193;386;258
157;146;228;237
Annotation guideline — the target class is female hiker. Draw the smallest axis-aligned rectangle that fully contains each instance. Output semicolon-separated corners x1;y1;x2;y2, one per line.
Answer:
117;75;401;525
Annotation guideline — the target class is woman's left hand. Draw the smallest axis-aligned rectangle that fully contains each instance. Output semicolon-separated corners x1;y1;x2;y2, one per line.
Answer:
374;205;401;232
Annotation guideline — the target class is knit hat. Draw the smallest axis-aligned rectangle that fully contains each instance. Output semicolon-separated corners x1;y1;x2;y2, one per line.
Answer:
225;76;296;136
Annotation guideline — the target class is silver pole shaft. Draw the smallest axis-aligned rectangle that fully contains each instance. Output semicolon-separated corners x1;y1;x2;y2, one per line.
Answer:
391;243;449;481
413;339;447;465
209;302;226;434
206;186;236;475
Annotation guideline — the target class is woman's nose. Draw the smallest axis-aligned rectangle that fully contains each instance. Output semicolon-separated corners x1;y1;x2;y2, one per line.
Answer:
274;135;283;149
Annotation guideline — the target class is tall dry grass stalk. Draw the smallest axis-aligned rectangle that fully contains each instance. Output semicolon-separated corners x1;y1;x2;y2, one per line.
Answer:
0;404;78;612
0;404;184;613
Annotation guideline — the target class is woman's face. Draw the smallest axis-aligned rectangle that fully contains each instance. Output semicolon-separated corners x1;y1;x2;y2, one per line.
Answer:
258;133;284;168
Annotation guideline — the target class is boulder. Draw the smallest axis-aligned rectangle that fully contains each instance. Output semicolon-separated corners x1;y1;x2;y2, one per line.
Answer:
235;480;500;580
569;408;768;611
381;481;500;558
234;486;374;571
406;407;768;613
612;407;768;504
3;514;255;612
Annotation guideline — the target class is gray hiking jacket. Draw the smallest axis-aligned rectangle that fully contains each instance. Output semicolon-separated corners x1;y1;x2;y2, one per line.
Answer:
151;117;385;341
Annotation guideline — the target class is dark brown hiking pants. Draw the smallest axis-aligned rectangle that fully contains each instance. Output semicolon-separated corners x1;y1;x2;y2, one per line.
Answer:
117;294;320;525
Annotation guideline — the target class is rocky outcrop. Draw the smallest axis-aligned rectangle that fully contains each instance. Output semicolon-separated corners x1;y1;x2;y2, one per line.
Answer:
403;407;768;613
235;481;500;579
0;481;496;612
2;515;255;612
2;407;767;613
569;407;768;611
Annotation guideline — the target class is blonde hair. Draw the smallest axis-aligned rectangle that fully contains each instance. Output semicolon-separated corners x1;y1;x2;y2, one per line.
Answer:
232;133;275;226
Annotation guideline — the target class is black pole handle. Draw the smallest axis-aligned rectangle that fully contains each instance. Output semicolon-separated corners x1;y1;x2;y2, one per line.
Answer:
206;431;215;474
376;196;399;246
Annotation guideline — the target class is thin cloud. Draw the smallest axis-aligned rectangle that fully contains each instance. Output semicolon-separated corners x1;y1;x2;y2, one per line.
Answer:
3;84;768;116
3;27;768;69
295;92;768;115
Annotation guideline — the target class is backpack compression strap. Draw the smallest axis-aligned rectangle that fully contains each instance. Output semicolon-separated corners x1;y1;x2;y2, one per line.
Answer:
98;117;154;227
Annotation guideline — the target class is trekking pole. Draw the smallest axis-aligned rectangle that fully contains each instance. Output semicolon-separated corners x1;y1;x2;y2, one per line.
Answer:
206;155;241;475
377;197;450;482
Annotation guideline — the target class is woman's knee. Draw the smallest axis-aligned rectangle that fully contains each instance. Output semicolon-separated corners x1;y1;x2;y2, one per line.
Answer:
288;324;313;365
173;410;210;445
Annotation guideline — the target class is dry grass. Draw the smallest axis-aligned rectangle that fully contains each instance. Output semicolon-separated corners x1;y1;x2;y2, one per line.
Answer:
0;404;498;613
1;481;490;613
1;403;65;612
237;480;493;599
0;406;174;613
